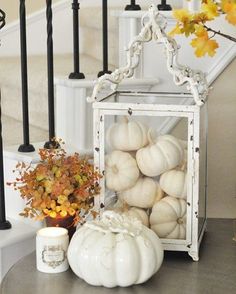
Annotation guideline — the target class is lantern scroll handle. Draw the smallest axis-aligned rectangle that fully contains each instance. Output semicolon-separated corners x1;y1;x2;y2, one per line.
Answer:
87;5;208;106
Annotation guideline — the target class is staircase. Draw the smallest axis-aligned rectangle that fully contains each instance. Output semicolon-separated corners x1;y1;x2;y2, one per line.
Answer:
0;3;119;147
0;53;116;145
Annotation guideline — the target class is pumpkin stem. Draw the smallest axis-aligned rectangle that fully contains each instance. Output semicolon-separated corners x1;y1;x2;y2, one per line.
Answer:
177;150;187;171
177;217;184;225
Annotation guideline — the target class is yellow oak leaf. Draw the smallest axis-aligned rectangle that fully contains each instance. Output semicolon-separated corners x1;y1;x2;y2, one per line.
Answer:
172;9;195;36
221;0;236;25
169;24;182;36
173;9;192;22
193;12;211;24
181;22;196;36
202;0;219;20
191;26;219;57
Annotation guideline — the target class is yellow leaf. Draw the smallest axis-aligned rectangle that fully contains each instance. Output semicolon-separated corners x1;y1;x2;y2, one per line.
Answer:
169;24;182;36
58;194;67;204
172;9;195;36
194;25;208;37
202;0;219;20
60;210;68;218
181;23;196;36
193;12;211;24
49;211;57;218
173;9;192;22
191;27;219;57
68;208;76;216
222;0;236;25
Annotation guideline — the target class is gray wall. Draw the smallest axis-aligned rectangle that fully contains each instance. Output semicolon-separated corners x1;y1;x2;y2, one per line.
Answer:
173;59;236;218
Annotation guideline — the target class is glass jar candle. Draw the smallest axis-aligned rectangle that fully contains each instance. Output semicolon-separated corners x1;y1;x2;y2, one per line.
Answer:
36;227;69;273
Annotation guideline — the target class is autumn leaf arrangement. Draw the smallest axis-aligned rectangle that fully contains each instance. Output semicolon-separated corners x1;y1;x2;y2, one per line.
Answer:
170;0;236;57
8;147;101;225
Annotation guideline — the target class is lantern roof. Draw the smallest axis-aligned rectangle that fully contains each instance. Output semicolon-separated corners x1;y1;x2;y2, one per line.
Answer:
88;5;209;107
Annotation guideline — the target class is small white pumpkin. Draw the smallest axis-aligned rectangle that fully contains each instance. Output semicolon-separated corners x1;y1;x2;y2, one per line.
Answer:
178;145;188;171
136;134;184;177
107;199;149;227
120;177;164;208
105;150;139;191
123;207;149;227
106;117;148;151
68;211;163;288
150;196;186;239
160;169;187;199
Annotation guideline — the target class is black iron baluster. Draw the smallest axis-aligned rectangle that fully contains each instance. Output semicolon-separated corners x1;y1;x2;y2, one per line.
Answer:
69;0;85;79
0;9;6;30
125;0;141;11
18;0;35;152
98;0;111;77
0;12;11;230
157;0;172;11
44;0;59;149
0;92;12;230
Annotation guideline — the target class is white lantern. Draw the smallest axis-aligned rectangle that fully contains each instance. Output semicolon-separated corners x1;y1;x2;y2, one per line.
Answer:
88;5;208;262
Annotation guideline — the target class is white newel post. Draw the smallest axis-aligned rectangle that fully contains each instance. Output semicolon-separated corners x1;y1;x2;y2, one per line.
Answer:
55;80;93;150
117;11;144;79
184;0;201;12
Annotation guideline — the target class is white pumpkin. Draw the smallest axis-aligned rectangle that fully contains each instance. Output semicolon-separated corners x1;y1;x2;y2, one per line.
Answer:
136;134;184;177
150;196;186;239
178;146;188;171
120;177;164;208
123;207;149;227
106;117;148;151
107;199;149;227
68;211;163;288
105;150;139;191
160;170;187;199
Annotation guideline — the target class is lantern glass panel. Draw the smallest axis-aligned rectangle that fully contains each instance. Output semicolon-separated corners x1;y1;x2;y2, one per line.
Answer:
95;91;198;244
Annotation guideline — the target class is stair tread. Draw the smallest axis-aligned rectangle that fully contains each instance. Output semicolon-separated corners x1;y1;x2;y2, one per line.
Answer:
0;218;37;249
80;7;119;32
0;54;115;140
2;115;48;147
0;54;115;93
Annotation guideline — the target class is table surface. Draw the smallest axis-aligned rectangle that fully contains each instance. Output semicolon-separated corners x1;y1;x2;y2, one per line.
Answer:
1;219;236;294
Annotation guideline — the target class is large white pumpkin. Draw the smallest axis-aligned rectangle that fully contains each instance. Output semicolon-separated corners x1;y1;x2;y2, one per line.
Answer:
105;150;139;191
106;117;148;151
136;134;184;177
120;177;164;208
68;212;163;288
150;196;187;239
160;170;187;199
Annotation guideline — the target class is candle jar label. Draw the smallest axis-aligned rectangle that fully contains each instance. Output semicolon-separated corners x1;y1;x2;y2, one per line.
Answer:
42;245;66;269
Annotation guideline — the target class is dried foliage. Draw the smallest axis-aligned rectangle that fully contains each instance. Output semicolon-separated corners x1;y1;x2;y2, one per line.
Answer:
170;0;236;57
8;147;101;225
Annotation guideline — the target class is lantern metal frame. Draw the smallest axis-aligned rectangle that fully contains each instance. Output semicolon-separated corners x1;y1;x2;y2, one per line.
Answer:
88;5;209;261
